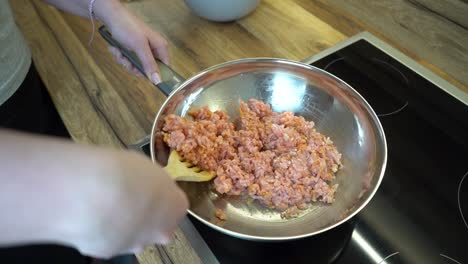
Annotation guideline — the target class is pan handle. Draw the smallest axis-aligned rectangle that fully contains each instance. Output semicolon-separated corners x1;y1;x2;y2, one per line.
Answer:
98;25;185;96
98;27;181;264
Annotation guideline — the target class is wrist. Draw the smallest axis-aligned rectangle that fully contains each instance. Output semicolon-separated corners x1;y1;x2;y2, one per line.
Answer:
53;151;112;249
92;0;126;28
64;151;147;257
46;146;123;251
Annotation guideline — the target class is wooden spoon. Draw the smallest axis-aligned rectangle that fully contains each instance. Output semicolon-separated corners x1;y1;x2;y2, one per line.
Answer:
164;150;216;182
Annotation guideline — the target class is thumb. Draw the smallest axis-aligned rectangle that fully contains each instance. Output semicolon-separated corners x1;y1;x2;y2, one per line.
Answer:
136;41;161;85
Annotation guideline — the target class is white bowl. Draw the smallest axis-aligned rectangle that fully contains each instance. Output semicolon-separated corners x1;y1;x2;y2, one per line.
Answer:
184;0;261;22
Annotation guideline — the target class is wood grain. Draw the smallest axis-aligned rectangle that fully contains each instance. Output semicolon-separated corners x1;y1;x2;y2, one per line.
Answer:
33;1;148;146
136;230;201;264
406;0;468;28
293;0;363;36
293;0;468;93
124;0;346;71
59;14;167;134
237;0;347;60
324;0;468;91
11;0;125;147
125;0;279;72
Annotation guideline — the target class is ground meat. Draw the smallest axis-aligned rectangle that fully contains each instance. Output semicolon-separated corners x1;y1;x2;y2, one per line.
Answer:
215;209;227;221
162;99;342;216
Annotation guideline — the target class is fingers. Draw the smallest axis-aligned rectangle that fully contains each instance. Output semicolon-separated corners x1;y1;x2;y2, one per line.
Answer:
130;246;145;255
108;46;144;77
106;31;170;86
148;34;170;65
108;45;122;63
135;41;162;85
156;188;188;245
131;67;144;77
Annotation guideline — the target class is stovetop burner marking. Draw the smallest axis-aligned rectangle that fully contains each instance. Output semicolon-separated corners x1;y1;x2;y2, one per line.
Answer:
440;253;463;264
323;57;345;72
377;101;409;117
371;57;411;118
322;56;410;117
302;34;468;264
458;171;468;231
371;58;410;85
377;251;400;264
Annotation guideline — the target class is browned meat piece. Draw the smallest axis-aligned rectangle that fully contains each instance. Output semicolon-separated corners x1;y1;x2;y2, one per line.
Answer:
162;99;342;216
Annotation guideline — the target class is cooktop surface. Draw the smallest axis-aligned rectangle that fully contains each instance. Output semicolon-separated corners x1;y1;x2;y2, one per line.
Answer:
142;32;467;264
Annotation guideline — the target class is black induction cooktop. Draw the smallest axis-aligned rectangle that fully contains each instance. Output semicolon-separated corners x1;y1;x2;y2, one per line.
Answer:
302;35;468;264
142;32;468;264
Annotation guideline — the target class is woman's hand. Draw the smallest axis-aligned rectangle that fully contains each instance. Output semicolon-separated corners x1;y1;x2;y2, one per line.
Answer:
0;130;188;259
95;0;169;84
72;150;189;258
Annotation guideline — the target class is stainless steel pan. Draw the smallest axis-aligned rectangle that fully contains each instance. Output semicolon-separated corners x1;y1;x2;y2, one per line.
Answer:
100;26;387;241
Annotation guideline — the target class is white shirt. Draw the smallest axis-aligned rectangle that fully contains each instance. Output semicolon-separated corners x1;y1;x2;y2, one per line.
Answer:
0;0;32;106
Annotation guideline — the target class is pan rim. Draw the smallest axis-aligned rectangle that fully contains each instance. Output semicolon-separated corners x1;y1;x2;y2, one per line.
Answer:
150;57;387;241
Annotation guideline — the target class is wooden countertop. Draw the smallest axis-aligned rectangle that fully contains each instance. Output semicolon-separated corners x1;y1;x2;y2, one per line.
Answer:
10;0;468;263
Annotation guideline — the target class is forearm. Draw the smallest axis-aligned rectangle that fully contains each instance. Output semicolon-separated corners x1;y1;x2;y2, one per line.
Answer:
0;129;115;247
45;0;170;83
43;0;126;26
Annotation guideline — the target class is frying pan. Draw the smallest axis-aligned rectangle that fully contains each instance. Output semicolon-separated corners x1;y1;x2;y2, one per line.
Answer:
99;26;387;241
